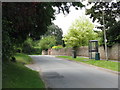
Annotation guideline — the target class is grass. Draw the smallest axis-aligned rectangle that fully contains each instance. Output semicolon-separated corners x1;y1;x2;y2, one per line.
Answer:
2;53;45;88
14;53;33;64
56;56;120;72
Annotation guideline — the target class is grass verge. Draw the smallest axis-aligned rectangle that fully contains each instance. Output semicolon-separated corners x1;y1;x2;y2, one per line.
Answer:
2;53;45;88
14;53;33;64
56;56;120;72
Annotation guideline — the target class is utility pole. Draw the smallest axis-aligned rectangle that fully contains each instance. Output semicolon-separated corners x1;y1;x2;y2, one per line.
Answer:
102;6;108;61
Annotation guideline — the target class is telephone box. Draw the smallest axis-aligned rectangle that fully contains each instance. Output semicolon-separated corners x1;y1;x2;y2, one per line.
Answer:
89;40;100;60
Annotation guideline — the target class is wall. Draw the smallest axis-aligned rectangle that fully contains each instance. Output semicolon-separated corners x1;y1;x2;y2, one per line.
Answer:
108;43;119;60
47;43;120;61
42;50;48;55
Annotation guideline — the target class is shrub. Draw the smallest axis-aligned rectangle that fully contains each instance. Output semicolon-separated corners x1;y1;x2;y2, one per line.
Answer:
22;43;42;55
33;47;42;55
52;45;63;50
21;37;42;55
39;36;56;50
22;43;33;54
16;48;22;53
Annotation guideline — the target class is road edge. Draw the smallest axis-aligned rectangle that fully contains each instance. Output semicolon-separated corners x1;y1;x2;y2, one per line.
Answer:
55;57;120;75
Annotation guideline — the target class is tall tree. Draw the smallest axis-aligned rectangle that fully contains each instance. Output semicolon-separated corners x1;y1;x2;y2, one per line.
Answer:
39;36;56;50
86;2;120;28
63;17;97;48
44;23;63;45
86;2;120;45
3;2;84;41
107;21;120;45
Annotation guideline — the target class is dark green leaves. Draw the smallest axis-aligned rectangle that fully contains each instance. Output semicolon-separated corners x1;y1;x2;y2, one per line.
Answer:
86;2;120;46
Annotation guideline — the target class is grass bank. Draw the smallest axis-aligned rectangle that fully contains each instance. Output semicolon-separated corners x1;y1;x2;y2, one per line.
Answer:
56;56;120;72
14;53;33;64
2;53;45;88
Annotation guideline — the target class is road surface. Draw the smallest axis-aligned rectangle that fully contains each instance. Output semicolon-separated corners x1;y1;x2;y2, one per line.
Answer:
26;55;118;88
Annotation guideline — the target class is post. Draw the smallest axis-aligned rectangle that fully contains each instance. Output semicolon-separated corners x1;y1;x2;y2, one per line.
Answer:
102;8;108;60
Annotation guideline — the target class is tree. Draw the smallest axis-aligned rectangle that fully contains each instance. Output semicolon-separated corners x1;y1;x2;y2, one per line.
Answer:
44;23;63;45
3;2;84;41
94;30;104;46
39;36;56;50
63;17;97;48
86;2;120;28
2;2;55;41
2;20;16;61
2;2;84;61
107;21;120;46
86;2;120;45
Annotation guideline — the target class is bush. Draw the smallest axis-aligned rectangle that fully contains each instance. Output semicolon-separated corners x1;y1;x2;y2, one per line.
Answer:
33;47;42;55
16;48;22;53
22;43;33;54
2;30;16;61
22;43;42;55
38;36;56;50
52;45;63;50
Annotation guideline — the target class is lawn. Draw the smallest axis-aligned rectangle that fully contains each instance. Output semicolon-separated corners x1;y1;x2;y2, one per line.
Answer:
2;53;45;88
56;56;120;72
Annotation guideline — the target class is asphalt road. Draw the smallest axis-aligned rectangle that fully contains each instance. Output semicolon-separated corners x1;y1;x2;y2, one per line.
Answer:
26;55;118;88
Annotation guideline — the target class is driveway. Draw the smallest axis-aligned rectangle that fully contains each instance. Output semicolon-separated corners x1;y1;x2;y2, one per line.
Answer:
26;55;118;88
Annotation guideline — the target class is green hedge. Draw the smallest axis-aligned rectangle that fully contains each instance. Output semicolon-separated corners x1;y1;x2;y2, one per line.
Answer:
22;43;42;55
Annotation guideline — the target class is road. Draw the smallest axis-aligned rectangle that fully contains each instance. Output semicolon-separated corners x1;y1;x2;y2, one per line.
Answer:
26;55;118;88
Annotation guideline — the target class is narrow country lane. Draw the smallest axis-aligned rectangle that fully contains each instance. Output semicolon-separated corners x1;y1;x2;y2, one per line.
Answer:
26;55;118;88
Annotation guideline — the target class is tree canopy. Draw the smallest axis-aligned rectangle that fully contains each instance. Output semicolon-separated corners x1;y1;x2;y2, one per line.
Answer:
63;17;98;48
39;36;56;50
86;2;120;28
86;2;120;45
107;21;120;45
44;23;63;45
2;2;55;41
3;2;84;41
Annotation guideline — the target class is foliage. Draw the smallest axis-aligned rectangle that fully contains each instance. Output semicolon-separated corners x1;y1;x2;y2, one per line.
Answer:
39;36;56;50
63;17;98;48
86;2;120;45
57;56;119;71
22;41;34;55
2;2;84;61
3;2;84;41
94;31;104;46
23;38;34;47
52;45;63;50
45;23;63;45
2;20;16;61
107;21;120;46
33;47;42;55
22;38;42;55
2;2;55;41
86;2;120;28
